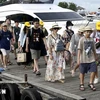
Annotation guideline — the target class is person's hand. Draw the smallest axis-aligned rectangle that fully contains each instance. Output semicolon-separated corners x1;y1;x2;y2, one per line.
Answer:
50;55;53;60
18;46;22;52
72;52;76;56
12;38;16;44
25;48;28;52
13;40;16;44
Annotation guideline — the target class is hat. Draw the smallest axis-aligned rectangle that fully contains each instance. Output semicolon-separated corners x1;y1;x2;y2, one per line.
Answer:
84;26;93;31
78;26;85;32
39;20;44;26
50;23;62;31
2;23;7;27
24;22;31;27
96;21;100;30
66;20;73;27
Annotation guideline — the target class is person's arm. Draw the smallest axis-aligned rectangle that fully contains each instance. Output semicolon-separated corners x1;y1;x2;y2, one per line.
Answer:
93;39;97;60
25;37;29;52
62;31;67;46
9;31;13;44
43;37;48;50
70;34;75;54
18;32;23;52
18;32;21;46
77;38;82;64
12;27;16;43
41;29;47;49
48;36;53;60
77;49;81;65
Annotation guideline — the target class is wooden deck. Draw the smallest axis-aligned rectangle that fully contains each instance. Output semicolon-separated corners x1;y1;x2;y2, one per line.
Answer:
1;53;100;100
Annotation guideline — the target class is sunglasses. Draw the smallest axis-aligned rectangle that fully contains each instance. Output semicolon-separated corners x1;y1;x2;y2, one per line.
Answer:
53;28;59;30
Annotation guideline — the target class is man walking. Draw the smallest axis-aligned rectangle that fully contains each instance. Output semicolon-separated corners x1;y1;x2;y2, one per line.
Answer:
13;20;20;59
78;26;97;91
26;18;47;75
0;23;13;70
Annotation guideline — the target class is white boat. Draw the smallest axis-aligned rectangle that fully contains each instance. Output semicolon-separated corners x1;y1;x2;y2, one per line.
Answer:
0;1;98;34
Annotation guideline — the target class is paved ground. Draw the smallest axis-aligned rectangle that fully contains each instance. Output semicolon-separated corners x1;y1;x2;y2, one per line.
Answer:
1;53;100;100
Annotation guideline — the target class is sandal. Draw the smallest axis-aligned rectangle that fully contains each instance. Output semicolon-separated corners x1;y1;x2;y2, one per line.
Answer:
79;84;85;91
33;70;37;74
58;79;65;83
36;71;41;75
88;83;96;91
7;61;12;65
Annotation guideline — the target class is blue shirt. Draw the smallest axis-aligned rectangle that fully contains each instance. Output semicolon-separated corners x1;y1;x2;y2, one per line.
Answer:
0;30;13;50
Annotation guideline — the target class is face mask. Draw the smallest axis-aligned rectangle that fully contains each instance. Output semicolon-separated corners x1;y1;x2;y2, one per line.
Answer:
68;26;72;30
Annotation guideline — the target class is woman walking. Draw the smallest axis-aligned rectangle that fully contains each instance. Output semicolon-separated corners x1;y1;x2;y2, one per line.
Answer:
18;22;32;69
45;23;65;83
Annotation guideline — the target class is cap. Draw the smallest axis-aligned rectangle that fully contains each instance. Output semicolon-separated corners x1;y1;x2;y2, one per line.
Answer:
66;20;73;27
24;22;31;27
39;20;44;26
96;21;100;30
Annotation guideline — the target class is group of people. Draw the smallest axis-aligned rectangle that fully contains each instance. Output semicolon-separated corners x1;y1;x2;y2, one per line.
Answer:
0;17;100;91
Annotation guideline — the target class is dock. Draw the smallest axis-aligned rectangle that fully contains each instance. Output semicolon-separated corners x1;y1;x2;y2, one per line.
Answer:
1;53;100;100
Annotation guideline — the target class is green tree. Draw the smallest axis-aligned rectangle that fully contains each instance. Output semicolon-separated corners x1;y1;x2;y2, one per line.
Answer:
68;2;77;11
0;0;6;3
58;2;68;9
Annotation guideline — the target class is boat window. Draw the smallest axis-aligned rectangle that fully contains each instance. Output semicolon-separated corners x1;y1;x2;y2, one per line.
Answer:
34;12;84;21
7;14;34;22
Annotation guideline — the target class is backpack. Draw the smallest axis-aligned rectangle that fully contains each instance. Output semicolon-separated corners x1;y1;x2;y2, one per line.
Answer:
13;26;20;42
51;34;65;52
66;30;74;42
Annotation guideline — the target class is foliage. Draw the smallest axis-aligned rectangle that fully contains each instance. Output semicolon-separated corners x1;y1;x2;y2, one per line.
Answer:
58;2;78;11
68;2;77;11
0;0;6;3
58;2;68;9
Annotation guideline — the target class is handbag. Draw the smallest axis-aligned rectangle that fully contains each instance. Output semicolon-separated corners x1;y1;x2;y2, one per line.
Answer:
17;52;26;63
51;34;64;52
96;41;100;49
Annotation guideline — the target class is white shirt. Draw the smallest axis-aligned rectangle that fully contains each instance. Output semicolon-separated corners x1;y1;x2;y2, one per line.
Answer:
18;30;27;47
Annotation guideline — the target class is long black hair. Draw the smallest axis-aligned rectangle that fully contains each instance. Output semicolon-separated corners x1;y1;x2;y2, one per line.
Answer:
23;26;30;34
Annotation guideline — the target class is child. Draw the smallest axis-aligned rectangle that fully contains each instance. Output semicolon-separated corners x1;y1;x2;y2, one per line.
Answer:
77;26;97;91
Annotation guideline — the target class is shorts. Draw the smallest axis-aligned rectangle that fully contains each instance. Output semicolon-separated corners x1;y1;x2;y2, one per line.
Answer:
0;49;10;56
13;42;18;49
80;62;97;74
30;49;41;59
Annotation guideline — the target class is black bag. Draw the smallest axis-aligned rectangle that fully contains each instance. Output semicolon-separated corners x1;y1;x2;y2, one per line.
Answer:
96;42;100;49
